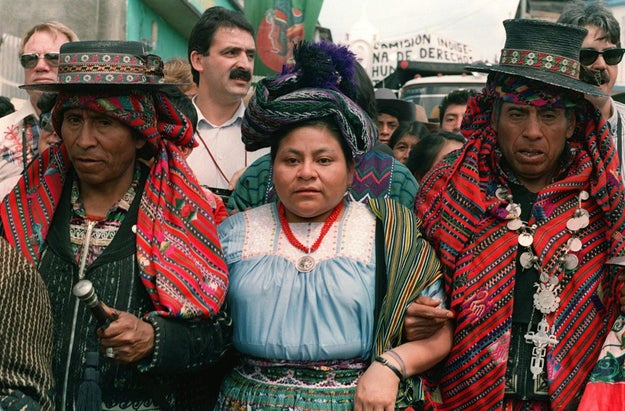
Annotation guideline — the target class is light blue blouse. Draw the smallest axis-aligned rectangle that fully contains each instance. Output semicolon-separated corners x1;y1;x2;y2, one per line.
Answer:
218;201;442;361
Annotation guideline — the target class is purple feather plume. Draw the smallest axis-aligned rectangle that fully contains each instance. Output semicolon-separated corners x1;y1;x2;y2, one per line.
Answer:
281;41;359;101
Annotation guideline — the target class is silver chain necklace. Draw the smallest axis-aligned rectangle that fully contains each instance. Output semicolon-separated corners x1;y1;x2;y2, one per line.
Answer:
497;186;589;380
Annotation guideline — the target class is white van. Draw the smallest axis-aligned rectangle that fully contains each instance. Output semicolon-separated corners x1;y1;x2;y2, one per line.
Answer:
398;74;487;122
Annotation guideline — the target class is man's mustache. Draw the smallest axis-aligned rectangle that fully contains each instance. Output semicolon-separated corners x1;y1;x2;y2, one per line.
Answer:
230;68;252;82
580;66;610;86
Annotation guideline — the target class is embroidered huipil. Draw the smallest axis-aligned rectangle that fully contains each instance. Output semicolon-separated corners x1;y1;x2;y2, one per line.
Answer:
218;199;444;409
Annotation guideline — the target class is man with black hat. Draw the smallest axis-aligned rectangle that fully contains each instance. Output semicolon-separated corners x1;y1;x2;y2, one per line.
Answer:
374;88;416;145
1;40;231;410
412;19;625;410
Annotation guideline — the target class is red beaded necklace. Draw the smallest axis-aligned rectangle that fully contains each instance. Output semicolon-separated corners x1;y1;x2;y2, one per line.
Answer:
278;201;344;253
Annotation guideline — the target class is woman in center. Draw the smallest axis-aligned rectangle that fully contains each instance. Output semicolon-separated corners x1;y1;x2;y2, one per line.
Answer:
216;42;452;410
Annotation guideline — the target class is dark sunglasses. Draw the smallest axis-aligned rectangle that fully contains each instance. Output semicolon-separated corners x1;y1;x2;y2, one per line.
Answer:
38;112;54;132
19;52;60;69
579;48;625;66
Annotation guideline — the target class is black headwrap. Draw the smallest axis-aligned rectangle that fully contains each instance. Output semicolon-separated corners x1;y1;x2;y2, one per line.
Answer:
242;41;377;158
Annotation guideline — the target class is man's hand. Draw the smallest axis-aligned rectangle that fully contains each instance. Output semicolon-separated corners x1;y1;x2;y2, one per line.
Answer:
403;296;454;341
97;303;155;364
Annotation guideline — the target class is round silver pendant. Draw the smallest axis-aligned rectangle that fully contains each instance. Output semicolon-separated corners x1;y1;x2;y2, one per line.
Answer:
563;253;579;270
566;217;584;232
579;190;589;201
518;232;534;247
567;237;582;252
507;219;523;231
534;287;560;314
578;213;589;229
520;251;535;269
296;255;316;272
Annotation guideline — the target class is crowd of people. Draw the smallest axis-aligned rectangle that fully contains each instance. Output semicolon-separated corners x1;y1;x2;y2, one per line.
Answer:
2;1;625;410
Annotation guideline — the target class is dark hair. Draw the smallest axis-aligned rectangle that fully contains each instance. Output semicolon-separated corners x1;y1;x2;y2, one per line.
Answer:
36;92;57;113
389;121;430;149
0;96;15;117
270;118;354;167
187;6;255;85
439;89;478;124
558;1;620;47
353;62;377;120
406;130;465;180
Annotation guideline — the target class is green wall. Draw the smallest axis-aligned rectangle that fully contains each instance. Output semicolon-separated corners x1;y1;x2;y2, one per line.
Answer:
127;0;190;60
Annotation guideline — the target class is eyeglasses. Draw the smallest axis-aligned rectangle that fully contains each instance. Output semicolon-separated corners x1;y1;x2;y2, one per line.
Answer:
579;48;625;66
19;52;60;69
38;112;54;132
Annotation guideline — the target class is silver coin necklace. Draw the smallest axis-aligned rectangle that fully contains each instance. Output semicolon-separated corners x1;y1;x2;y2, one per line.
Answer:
497;186;589;380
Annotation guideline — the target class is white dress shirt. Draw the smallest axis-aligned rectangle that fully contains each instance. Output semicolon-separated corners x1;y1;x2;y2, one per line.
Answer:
187;98;268;190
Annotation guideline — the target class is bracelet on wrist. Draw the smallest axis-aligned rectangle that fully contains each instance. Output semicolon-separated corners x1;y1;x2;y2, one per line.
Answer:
387;349;407;379
374;355;403;380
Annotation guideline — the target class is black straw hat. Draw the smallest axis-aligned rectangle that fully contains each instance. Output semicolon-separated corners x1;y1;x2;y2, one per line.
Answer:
21;40;184;92
375;88;417;122
467;19;605;96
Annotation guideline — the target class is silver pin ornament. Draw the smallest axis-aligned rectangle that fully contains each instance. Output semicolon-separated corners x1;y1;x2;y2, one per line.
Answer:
296;255;316;272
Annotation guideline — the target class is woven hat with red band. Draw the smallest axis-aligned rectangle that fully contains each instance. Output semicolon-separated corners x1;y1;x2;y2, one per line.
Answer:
21;40;186;92
467;19;605;97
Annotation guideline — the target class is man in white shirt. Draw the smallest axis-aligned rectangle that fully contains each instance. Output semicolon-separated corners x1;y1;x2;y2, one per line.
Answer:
0;21;77;200
558;1;625;175
187;6;267;195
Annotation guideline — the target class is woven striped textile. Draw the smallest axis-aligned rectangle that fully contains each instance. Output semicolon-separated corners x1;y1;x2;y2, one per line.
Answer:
1;90;228;319
415;77;625;410
353;150;397;201
243;86;376;157
0;237;53;410
368;197;442;408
